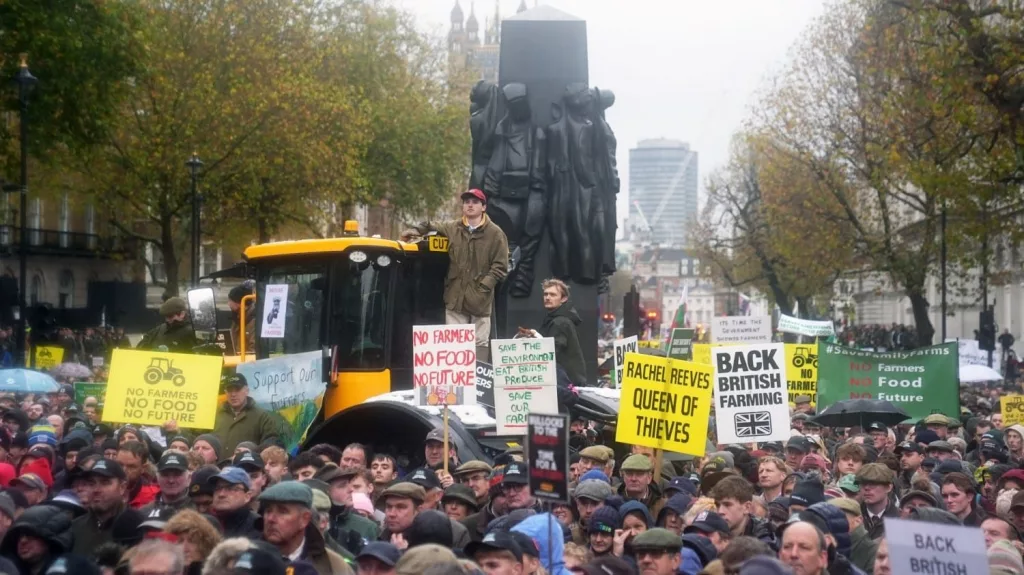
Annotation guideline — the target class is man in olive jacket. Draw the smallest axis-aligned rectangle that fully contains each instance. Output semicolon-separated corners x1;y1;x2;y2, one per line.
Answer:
213;374;280;455
402;189;509;362
137;297;198;354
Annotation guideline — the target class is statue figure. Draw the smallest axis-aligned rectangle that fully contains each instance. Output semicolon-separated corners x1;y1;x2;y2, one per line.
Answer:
482;83;548;298
592;87;619;279
469;81;502;191
546;83;619;284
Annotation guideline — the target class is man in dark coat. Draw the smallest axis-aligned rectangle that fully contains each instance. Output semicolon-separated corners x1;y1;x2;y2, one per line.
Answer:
539;278;587;385
0;504;70;575
136;297;198;353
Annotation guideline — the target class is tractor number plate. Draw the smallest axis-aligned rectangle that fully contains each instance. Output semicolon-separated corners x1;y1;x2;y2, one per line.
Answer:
429;236;449;252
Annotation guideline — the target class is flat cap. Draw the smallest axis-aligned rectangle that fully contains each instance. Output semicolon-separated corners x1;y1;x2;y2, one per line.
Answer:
453;460;493;477
855;463;894;485
794;395;812;404
259;481;313;509
922;414;950;426
903;490;938;508
620;454;652;472
828;497;861;517
311;488;331;513
632;527;683;552
574;479;614;502
380;482;426;503
159;297;187;317
316;464;361;484
579;446;611;464
440;484;479;510
927;441;954;453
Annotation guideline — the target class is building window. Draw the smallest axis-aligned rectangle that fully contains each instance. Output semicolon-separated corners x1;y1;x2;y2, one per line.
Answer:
30;273;43;305
58;269;74;309
59;193;70;248
85;205;97;249
149;244;167;284
200;245;221;277
28;198;41;245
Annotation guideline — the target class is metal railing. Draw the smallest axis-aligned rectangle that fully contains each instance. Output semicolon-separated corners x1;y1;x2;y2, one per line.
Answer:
0;225;137;258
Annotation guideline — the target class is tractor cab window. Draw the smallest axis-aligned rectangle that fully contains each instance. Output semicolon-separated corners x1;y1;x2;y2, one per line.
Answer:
257;263;326;356
330;250;393;370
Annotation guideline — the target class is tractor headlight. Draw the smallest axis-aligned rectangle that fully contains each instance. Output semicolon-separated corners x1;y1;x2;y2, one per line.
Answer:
349;251;367;263
377;255;392;267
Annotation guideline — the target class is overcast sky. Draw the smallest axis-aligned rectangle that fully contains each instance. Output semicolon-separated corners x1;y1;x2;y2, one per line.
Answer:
395;0;827;221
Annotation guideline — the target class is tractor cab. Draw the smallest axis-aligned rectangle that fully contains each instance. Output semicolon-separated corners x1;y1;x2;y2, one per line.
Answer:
187;221;451;418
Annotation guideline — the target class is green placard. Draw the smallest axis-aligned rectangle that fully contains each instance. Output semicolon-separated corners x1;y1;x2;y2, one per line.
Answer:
817;341;959;421
74;382;107;408
667;328;695;360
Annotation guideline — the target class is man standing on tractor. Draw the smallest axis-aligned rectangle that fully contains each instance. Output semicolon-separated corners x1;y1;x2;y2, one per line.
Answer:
401;189;509;362
213;374;281;455
137;297;198;353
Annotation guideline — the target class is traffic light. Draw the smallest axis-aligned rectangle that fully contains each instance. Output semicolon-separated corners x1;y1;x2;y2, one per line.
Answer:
601;312;616;323
623;287;640;338
978;308;996;351
646;311;658;320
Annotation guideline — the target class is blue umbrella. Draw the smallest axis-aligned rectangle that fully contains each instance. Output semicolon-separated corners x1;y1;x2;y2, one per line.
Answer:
0;369;61;393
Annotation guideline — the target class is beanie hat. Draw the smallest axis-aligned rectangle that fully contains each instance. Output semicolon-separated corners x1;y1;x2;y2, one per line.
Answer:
28;425;57;448
914;429;941;446
579;469;610;483
790;477;825;508
195;434;223;460
988;539;1024;575
588;505;622;535
20;457;53;488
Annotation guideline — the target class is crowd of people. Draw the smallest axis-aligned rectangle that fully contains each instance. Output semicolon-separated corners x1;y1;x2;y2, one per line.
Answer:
836;323;919;351
0;325;131;369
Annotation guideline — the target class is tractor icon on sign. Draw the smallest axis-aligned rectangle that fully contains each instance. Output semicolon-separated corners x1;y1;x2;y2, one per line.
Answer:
791;348;818;368
143;358;186;387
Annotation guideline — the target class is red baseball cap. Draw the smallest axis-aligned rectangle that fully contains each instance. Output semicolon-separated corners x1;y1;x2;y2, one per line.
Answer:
461;189;486;203
800;453;828;472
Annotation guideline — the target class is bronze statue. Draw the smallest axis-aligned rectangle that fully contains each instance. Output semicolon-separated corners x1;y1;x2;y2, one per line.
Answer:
592;87;619;279
482;83;547;297
469;81;502;191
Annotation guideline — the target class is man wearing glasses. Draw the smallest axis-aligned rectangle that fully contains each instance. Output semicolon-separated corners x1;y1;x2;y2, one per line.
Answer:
631;528;683;575
209;466;260;539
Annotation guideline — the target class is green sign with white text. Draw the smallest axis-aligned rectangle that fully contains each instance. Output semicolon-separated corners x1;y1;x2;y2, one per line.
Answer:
74;382;107;408
817;341;959;421
667;329;695;361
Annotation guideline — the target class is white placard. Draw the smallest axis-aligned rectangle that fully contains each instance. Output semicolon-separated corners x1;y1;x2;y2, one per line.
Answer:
236;350;323;409
92;356;104;367
713;343;790;443
712;315;772;344
946;338;1003;371
613;336;638;389
493;337;559;435
260;284;289;338
412;324;476;406
883;517;987;575
776;314;835;338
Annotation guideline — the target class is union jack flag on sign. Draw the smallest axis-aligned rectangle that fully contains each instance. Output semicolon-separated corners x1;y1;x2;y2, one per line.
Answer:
735;411;772;437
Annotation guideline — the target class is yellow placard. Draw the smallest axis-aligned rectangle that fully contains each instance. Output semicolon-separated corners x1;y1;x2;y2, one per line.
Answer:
103;349;222;429
784;343;818;407
615;352;714;457
638;340;661;348
428;236;449;252
34;346;64;370
1003;395;1024;427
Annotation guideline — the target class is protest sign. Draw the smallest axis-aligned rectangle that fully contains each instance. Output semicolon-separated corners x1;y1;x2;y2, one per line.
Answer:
526;412;569;503
613;336;638;388
412;324;476;406
475;361;495;408
1002;395;1024;427
638;340;660;348
615;353;713;457
74;382;107;408
776;314;835;338
693;343;715;366
236;350;324;452
260;284;288;338
817;341;958;421
92;356;104;368
946;338;1003;371
713;343;790;444
667;328;695;360
103;349;221;429
883;517;987;575
34;346;64;370
492;337;558;435
711;316;772;344
784;344;818;407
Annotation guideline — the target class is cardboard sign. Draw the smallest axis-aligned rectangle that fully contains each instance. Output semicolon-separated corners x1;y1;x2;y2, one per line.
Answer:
92;356;105;368
667;328;695;360
260;284;288;339
883;517;987;575
713;343;790;444
74;382;107;408
613;336;639;389
817;342;958;421
35;346;64;370
711;316;772;344
492;338;559;435
236;351;324;452
615;353;713;456
776;314;835;338
784;343;818;406
412;324;476;406
103;349;221;429
638;340;660;348
476;361;495;408
1002;395;1024;427
526;412;569;503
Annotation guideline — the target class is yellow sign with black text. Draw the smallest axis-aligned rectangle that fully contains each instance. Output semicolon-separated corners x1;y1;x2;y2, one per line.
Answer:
615;352;713;456
1003;395;1024;427
784;344;818;407
638;340;661;349
34;346;64;370
103;349;222;429
428;236;449;252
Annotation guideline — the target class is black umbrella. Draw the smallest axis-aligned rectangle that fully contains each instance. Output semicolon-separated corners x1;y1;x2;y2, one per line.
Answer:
810;399;910;428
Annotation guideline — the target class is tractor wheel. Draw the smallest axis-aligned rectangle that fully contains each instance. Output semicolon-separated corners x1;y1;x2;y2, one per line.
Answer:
143;368;162;385
172;374;186;387
793;357;805;368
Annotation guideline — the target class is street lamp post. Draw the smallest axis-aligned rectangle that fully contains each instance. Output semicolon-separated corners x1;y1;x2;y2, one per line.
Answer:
13;55;37;367
186;153;203;287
